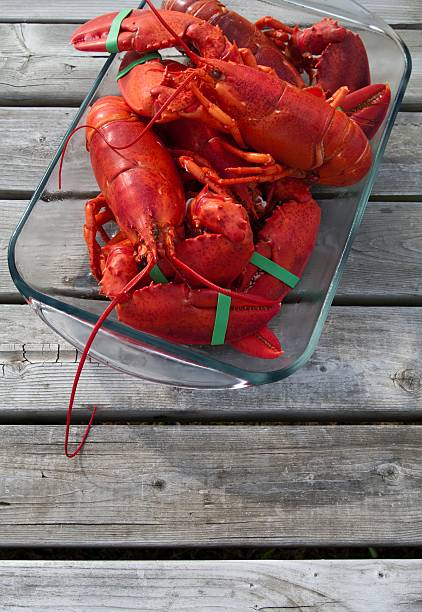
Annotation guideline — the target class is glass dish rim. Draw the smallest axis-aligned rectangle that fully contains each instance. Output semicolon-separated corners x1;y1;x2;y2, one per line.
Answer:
8;0;412;386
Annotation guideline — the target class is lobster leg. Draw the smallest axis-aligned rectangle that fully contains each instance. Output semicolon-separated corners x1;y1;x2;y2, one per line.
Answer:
84;193;114;280
255;16;291;48
179;153;290;188
100;243;140;299
190;83;246;148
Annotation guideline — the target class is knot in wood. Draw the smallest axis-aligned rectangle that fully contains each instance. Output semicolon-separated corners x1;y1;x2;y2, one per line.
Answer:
151;478;166;490
391;369;422;395
375;462;401;482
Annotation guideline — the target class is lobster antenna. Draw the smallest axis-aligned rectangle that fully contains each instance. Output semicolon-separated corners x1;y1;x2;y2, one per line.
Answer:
170;254;279;307
144;0;203;65
64;258;155;458
58;70;196;188
106;70;197;152
58;123;137;190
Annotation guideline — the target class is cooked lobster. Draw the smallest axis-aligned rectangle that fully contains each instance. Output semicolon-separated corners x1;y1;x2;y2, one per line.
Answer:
71;5;379;186
62;1;391;457
162;0;391;138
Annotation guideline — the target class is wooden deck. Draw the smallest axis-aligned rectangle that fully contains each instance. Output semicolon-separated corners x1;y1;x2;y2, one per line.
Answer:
0;0;421;608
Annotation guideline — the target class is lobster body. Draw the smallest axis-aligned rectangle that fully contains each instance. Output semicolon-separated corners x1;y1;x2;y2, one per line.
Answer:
160;1;390;138
204;59;372;186
87;96;185;260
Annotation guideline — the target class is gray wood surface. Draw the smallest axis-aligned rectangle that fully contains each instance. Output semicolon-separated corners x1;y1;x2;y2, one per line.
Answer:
1;0;421;25
0;0;421;554
1;560;422;611
0;108;420;197
3;200;421;301
1;305;421;421
0;425;420;546
0;25;419;108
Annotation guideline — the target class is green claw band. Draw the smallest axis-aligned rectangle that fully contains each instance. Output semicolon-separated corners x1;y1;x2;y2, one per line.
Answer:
106;8;133;53
211;293;231;346
116;52;162;80
250;251;300;288
150;264;168;284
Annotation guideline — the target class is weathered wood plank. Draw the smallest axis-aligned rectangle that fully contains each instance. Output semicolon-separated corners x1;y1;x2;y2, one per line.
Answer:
402;29;422;109
338;201;422;300
0;25;419;107
0;425;421;546
0;108;420;196
1;305;421;421
1;560;422;611
0;0;420;25
3;200;422;301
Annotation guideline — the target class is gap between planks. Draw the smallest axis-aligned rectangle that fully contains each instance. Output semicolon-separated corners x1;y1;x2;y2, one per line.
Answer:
0;110;421;197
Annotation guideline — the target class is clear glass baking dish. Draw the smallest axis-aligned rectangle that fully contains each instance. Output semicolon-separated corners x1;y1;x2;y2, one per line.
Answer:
8;0;411;389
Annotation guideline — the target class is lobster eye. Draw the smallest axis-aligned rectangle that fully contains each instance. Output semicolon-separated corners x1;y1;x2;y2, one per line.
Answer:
210;68;224;80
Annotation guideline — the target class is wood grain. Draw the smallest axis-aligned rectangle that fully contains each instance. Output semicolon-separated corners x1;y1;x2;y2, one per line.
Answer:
1;560;422;611
1;0;421;25
1;305;421;421
0;25;419;108
0;425;420;546
0;109;420;197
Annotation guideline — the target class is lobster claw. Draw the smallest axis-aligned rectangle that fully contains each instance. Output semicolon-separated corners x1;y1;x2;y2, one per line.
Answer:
176;186;254;287
117;283;280;345
231;326;283;359
238;189;321;301
71;9;234;59
341;83;392;140
294;18;370;96
71;11;144;52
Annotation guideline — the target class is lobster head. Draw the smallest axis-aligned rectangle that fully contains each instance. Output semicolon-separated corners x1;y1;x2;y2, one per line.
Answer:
200;58;283;121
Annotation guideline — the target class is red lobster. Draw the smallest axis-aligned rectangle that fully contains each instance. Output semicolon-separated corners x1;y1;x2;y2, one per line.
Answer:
61;93;282;458
71;6;378;186
84;95;279;345
163;0;390;138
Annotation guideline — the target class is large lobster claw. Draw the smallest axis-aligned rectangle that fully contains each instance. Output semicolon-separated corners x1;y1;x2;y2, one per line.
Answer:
117;283;280;345
341;83;391;140
293;18;370;96
71;9;235;59
237;184;321;301
231;181;321;359
231;326;283;359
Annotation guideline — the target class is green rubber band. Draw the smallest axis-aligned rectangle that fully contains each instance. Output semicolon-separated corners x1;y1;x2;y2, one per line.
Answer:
150;264;168;284
211;293;231;346
106;8;133;53
250;251;300;288
116;52;162;80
